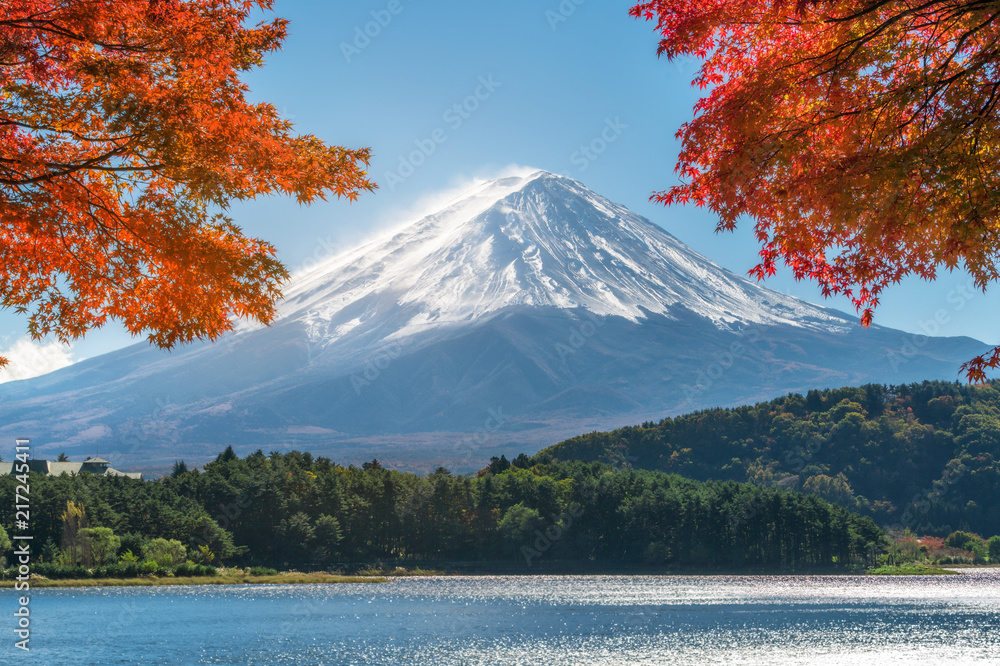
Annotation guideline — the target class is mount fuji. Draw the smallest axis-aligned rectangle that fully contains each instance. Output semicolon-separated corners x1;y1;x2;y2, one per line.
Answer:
0;170;988;473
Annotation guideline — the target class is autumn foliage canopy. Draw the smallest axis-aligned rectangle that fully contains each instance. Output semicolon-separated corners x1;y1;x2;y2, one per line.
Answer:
631;0;1000;379
0;0;374;367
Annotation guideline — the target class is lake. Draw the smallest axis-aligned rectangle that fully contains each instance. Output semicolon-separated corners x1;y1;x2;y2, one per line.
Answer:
9;569;1000;664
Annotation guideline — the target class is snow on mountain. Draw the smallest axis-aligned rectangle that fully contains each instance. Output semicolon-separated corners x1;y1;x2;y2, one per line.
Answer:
0;169;988;474
282;171;851;350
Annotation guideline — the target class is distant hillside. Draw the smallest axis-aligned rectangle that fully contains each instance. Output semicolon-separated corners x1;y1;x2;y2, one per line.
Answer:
538;380;1000;537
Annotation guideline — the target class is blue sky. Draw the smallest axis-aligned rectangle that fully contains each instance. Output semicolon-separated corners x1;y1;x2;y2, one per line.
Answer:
1;0;997;378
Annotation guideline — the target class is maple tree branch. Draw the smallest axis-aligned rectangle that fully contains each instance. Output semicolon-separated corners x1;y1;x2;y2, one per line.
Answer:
0;149;165;186
58;172;161;282
801;0;1000;81
0;117;141;144
823;0;1000;24
0;17;163;54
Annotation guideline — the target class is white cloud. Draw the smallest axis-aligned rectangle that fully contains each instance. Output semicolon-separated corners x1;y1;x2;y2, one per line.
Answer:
0;337;79;383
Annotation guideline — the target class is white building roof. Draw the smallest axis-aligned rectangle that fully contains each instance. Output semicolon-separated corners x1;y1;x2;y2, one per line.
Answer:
3;459;142;480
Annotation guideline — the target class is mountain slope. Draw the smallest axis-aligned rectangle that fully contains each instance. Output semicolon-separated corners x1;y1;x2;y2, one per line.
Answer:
0;170;988;474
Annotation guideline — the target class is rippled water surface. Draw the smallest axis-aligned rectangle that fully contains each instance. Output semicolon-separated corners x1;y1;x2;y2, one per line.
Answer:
10;570;1000;664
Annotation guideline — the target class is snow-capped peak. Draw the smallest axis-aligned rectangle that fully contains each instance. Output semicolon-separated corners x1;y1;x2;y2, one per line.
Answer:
280;170;852;345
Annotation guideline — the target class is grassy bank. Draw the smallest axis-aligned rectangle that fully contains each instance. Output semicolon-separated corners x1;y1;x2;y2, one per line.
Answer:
347;561;874;576
355;565;447;577
9;563;972;585
866;564;959;576
1;572;387;588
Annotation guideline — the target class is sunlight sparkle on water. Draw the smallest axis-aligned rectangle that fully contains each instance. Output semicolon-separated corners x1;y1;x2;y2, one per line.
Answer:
14;570;1000;664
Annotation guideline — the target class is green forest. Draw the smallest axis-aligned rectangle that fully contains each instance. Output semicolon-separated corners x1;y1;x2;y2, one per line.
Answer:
542;380;1000;537
1;449;883;575
5;379;999;579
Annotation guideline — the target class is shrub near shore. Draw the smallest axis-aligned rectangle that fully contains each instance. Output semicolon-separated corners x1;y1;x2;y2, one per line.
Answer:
881;530;1000;567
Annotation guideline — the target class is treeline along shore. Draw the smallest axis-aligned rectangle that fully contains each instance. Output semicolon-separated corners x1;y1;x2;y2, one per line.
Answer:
0;447;884;578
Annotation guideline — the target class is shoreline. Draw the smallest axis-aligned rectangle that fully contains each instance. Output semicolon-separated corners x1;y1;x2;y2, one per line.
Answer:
8;567;980;588
1;572;388;588
8;563;995;589
866;564;959;576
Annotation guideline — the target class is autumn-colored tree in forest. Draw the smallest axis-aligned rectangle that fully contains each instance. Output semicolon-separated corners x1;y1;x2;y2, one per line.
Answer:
631;0;1000;379
0;0;374;367
59;499;87;565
